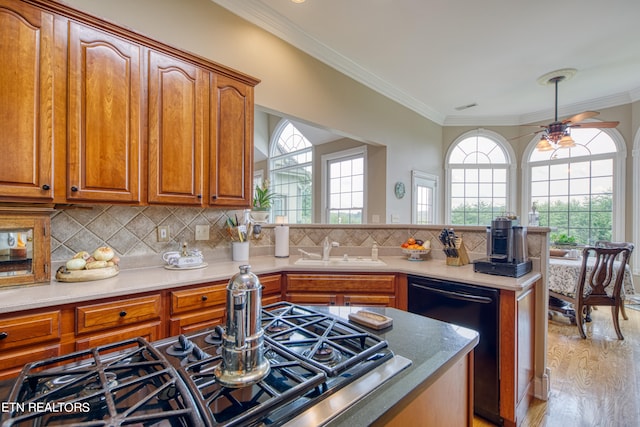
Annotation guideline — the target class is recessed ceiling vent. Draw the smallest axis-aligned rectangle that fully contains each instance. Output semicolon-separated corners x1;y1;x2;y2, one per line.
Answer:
454;102;478;111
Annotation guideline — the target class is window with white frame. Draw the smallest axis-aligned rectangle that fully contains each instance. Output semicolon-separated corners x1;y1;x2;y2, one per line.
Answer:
322;147;366;224
269;121;313;224
525;128;625;245
446;130;515;225
412;171;438;224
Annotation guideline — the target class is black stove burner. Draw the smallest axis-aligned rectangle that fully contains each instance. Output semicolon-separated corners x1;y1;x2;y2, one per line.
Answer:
303;343;341;365
0;338;203;427
265;321;293;341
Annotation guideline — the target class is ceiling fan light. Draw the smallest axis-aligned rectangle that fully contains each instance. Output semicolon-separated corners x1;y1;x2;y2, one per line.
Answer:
558;134;576;148
536;137;554;152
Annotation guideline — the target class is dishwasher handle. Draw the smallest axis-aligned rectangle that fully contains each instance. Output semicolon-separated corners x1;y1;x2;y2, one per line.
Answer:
409;282;494;304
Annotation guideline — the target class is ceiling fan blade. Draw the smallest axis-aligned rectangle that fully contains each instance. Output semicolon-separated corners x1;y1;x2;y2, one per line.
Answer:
571;121;619;129
562;111;599;124
508;129;545;141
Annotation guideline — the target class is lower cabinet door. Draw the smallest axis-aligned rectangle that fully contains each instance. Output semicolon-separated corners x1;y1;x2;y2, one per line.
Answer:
169;307;226;336
75;322;162;351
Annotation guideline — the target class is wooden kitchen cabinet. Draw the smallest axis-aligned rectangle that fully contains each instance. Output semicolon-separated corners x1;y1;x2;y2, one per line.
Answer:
168;274;281;335
260;274;283;306
209;75;254;207
285;273;397;307
168;280;227;335
74;294;162;350
0;310;61;380
65;20;143;203
0;0;54;202
147;50;208;206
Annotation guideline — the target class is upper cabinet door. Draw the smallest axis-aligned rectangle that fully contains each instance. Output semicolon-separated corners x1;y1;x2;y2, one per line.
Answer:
210;75;253;207
66;22;142;203
147;50;207;206
0;0;54;201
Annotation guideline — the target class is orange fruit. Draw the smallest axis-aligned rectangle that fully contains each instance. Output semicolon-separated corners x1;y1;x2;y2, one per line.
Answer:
407;237;416;245
401;242;409;248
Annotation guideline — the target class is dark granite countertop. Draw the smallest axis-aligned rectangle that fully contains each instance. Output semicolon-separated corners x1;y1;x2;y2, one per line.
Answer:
308;306;479;426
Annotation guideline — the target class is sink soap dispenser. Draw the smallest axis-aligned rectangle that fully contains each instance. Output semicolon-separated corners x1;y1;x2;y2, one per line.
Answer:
371;243;379;261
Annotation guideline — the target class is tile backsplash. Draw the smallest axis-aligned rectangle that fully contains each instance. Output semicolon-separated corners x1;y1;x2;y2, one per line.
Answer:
50;205;248;262
51;205;547;266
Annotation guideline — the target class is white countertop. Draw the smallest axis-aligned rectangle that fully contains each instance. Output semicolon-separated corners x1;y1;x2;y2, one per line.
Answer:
0;255;541;314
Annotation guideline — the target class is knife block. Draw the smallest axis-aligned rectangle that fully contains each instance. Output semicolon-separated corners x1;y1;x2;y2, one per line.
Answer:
445;237;470;266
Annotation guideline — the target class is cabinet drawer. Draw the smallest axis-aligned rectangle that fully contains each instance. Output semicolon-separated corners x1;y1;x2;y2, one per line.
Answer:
169;307;226;336
286;293;337;305
286;274;396;293
0;311;60;351
260;274;281;296
75;322;162;351
171;283;227;315
0;344;60;381
344;294;396;307
76;295;161;334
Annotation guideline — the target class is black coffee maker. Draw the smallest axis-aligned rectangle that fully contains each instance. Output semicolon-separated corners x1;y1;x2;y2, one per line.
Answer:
473;217;532;277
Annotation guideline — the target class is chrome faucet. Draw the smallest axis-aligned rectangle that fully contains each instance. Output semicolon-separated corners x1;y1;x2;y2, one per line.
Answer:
322;237;339;261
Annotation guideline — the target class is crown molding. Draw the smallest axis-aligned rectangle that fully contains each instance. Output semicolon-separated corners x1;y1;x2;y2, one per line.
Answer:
211;0;445;124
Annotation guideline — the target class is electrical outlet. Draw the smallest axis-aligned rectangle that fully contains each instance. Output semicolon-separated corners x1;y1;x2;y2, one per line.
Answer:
195;224;210;241
157;226;170;242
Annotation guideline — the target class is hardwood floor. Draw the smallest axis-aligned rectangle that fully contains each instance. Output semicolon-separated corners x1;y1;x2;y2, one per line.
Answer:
474;304;640;427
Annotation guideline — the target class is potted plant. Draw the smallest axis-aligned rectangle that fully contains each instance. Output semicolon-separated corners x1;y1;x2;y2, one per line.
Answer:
551;233;577;247
251;180;274;223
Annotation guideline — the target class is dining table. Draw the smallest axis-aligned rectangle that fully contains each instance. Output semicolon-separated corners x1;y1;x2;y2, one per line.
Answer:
548;255;636;298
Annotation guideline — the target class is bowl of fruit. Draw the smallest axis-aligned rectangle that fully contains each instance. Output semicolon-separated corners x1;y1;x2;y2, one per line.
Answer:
400;238;431;261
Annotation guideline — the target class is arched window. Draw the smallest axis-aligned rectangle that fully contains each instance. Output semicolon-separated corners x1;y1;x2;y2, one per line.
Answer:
445;130;515;225
523;127;626;245
269;120;313;223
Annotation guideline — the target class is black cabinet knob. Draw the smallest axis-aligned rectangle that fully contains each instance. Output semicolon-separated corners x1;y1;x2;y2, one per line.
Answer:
119;310;127;317
42;184;50;190
71;186;78;192
201;295;208;301
0;331;7;340
197;194;202;199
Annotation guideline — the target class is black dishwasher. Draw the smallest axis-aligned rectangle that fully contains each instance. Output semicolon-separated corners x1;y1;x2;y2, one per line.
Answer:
407;275;501;425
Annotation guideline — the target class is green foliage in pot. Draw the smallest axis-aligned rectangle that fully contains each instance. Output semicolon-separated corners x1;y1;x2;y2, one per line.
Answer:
253;180;275;210
551;233;577;246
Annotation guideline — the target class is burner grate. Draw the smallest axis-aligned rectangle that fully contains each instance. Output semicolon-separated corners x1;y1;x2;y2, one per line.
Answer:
261;302;389;376
155;332;327;427
1;338;203;427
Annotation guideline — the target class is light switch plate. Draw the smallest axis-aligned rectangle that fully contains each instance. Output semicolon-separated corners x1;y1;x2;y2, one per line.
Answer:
157;226;170;242
195;224;210;241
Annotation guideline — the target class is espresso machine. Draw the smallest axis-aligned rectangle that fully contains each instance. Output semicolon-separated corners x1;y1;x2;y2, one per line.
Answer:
214;265;270;387
473;217;532;277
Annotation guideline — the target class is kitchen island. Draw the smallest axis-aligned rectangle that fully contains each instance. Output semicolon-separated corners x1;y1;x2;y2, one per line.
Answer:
0;304;478;427
295;306;479;426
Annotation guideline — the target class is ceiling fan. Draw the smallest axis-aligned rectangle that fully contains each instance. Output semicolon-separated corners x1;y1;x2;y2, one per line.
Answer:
514;69;619;151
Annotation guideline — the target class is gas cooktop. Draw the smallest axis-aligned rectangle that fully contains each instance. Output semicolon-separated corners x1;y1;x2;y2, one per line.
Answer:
1;303;410;427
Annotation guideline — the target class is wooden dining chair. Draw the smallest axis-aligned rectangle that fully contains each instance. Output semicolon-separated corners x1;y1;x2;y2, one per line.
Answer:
594;241;635;320
549;245;632;340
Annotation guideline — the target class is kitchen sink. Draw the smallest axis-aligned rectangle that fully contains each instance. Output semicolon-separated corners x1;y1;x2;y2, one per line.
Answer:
295;256;386;266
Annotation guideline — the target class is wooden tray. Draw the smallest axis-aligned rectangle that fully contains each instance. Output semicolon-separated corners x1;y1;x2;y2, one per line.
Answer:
348;310;393;330
55;266;119;282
